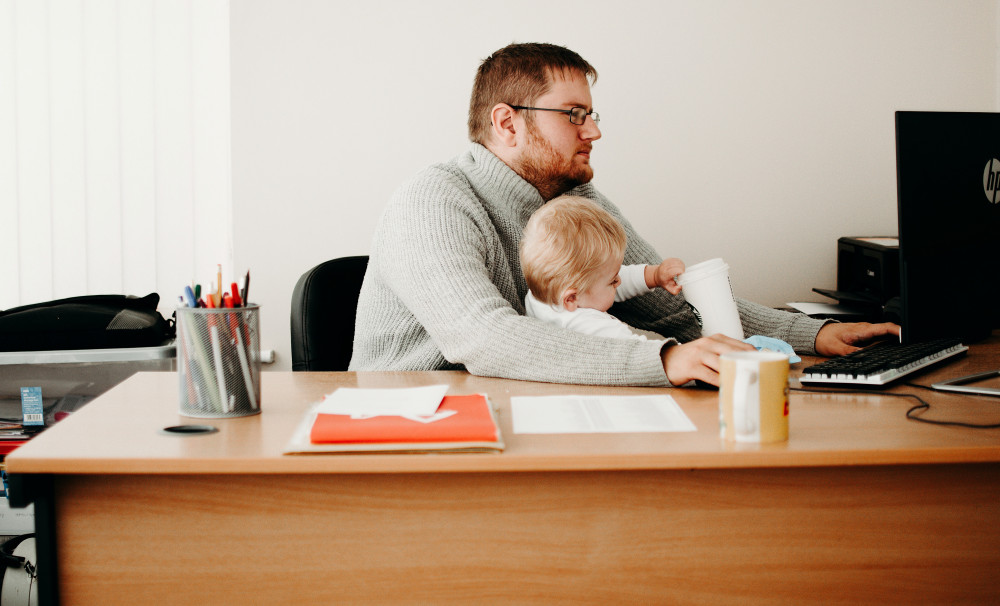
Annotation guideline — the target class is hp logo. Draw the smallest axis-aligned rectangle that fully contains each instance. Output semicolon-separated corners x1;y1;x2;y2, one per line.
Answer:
984;158;1000;203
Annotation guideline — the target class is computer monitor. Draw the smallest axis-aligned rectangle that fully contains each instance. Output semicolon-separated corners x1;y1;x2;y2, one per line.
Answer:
895;111;1000;345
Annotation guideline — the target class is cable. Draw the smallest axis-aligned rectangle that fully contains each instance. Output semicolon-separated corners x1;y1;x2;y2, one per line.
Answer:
790;387;1000;429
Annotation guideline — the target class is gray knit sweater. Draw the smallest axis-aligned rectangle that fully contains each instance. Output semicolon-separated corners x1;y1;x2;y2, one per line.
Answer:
350;144;827;386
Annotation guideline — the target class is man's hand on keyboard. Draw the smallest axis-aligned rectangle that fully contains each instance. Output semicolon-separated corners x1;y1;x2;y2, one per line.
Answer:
814;322;901;357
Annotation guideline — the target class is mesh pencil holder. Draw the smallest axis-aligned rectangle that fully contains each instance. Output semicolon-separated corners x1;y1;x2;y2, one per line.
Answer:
176;305;261;418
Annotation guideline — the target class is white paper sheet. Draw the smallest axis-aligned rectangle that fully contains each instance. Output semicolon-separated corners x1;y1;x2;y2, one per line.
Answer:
315;384;449;417
786;302;866;316
510;394;696;434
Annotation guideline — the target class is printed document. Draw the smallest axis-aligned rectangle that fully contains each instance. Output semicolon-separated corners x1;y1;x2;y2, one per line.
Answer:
510;394;696;434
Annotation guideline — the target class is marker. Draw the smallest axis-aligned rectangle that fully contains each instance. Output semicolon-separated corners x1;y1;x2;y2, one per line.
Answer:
183;285;198;308
230;282;242;307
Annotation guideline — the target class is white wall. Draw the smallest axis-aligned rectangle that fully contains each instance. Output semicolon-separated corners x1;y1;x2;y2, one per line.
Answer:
231;0;999;371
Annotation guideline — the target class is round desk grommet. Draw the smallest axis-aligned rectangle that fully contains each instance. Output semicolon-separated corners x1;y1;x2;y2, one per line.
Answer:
160;424;219;436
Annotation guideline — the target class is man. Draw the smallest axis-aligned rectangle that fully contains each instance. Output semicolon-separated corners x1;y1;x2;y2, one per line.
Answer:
350;42;898;386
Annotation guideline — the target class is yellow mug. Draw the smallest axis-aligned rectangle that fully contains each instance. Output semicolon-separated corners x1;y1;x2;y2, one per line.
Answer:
719;351;789;443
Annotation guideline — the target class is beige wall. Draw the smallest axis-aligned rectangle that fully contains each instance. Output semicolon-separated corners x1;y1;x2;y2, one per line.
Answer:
231;0;999;370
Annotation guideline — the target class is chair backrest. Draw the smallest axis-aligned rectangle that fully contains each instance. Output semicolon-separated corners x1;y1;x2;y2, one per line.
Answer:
290;255;369;371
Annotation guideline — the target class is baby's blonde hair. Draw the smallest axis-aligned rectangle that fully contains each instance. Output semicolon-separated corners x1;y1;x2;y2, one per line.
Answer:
521;195;627;305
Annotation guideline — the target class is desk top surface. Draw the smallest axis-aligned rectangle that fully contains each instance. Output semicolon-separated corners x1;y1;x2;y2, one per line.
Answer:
7;335;1000;475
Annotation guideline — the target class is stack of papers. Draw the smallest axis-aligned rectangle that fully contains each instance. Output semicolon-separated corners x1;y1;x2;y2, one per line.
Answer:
283;385;504;455
284;386;699;455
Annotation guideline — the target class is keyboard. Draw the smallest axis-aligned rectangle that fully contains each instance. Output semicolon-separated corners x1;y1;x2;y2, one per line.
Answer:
800;338;968;386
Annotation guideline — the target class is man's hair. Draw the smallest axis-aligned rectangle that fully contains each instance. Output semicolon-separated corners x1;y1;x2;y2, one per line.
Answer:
468;42;598;145
521;195;626;305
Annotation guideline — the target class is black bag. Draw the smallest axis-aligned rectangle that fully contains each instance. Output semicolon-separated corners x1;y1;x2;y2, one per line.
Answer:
0;293;175;352
0;533;36;603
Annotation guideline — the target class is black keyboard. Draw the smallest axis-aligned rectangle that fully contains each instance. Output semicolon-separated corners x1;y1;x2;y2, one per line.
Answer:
800;338;968;386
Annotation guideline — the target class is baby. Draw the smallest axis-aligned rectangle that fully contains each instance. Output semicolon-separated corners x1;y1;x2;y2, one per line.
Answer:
520;195;685;341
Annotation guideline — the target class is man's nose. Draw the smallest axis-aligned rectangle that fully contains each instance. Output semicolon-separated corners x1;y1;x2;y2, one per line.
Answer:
581;115;601;140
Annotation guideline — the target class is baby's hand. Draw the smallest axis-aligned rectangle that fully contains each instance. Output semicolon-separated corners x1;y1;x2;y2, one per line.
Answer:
653;258;685;295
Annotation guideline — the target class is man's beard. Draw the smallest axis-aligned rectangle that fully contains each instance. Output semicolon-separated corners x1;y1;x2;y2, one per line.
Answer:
515;127;593;201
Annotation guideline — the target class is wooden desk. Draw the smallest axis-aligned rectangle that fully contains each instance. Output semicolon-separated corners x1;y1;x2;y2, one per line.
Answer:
7;335;1000;605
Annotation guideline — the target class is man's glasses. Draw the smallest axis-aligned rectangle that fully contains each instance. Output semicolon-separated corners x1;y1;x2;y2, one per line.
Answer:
510;105;600;126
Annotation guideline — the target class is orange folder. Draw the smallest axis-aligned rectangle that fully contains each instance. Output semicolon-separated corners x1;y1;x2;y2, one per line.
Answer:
309;394;500;446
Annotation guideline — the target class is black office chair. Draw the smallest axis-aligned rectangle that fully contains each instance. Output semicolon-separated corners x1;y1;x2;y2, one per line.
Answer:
290;255;369;371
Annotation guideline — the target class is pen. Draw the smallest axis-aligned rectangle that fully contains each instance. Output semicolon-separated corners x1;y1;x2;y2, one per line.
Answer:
233;324;258;410
209;324;230;412
215;264;223;308
230;282;242;307
241;270;250;305
180;307;221;412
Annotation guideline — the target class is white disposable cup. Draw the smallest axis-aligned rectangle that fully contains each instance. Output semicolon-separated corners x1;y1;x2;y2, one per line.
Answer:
675;258;744;339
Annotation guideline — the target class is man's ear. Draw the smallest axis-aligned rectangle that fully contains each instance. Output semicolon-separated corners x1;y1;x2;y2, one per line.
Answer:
560;288;579;311
489;103;518;147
